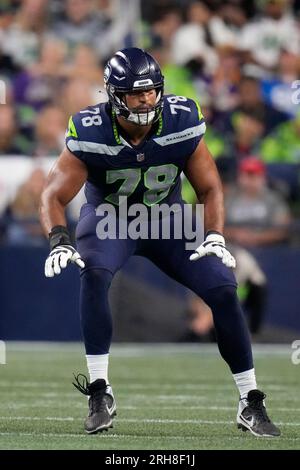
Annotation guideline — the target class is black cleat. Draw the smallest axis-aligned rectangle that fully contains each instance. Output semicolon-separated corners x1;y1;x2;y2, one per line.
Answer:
73;374;117;434
237;389;281;437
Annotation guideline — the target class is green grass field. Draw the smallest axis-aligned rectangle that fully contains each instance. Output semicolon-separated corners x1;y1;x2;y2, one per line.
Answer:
0;343;299;450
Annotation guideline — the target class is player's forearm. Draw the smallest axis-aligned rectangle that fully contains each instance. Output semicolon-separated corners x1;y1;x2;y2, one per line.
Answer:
202;186;224;235
39;190;68;237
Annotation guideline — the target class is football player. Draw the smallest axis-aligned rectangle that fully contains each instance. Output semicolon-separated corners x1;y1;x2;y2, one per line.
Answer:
40;48;280;437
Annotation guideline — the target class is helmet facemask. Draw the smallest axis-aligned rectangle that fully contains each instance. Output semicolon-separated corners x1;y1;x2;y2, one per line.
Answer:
107;84;164;126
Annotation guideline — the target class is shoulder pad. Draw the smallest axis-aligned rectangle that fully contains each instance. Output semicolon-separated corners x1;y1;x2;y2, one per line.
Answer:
158;95;206;147
163;94;205;130
65;104;106;160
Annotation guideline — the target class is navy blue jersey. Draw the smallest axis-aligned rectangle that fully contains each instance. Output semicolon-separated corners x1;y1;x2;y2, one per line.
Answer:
65;95;206;207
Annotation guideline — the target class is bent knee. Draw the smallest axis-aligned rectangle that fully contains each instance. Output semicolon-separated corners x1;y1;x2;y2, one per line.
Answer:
81;267;113;292
203;285;238;308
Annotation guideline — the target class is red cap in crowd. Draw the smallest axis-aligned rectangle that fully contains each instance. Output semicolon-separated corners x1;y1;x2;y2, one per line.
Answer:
239;157;266;176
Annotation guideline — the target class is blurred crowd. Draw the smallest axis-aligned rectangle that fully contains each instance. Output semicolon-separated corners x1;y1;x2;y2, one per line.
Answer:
0;0;299;251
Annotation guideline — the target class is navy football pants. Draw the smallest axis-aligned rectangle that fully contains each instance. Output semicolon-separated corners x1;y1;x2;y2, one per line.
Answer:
77;204;253;374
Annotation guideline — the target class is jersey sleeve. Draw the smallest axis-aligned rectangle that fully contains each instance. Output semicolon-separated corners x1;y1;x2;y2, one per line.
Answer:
65;114;84;161
190;98;206;133
188;98;206;152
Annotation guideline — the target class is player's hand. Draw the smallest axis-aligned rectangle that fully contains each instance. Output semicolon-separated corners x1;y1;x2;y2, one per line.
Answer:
45;245;85;277
189;232;236;268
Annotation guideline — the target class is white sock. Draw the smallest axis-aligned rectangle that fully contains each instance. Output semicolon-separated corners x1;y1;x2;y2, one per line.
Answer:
233;368;257;400
86;354;109;384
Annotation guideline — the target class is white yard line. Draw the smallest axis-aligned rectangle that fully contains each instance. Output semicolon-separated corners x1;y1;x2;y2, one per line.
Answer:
119;406;300;412
0;431;299;443
1;404;300;413
5;342;293;356
0;416;298;426
0;382;292;392
1;391;295;401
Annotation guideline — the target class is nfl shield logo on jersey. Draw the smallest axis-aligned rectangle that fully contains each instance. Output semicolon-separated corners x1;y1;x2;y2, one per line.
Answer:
136;153;145;162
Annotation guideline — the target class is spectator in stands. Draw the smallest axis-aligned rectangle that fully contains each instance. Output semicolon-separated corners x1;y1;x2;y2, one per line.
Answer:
13;37;67;112
4;167;46;246
0;4;21;79
50;0;110;58
181;154;269;341
225;156;291;247
0;104;26;155
64;45;105;100
149;45;200;102
218;1;249;42
67;45;102;83
229;75;290;136
1;0;47;68
210;49;241;112
171;1;219;74
60;78;95;118
226;109;266;161
182;295;216;343
260;110;300;163
149;4;182;50
93;0;144;61
231;245;267;335
33;105;66;157
238;0;300;71
199;99;228;158
182;244;268;342
261;49;300;118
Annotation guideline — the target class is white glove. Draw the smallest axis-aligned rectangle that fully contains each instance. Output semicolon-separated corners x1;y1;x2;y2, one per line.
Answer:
45;245;85;277
189;233;236;268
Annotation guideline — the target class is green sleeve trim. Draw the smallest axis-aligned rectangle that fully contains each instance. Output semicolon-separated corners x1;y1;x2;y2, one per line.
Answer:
66;116;78;139
194;101;204;121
